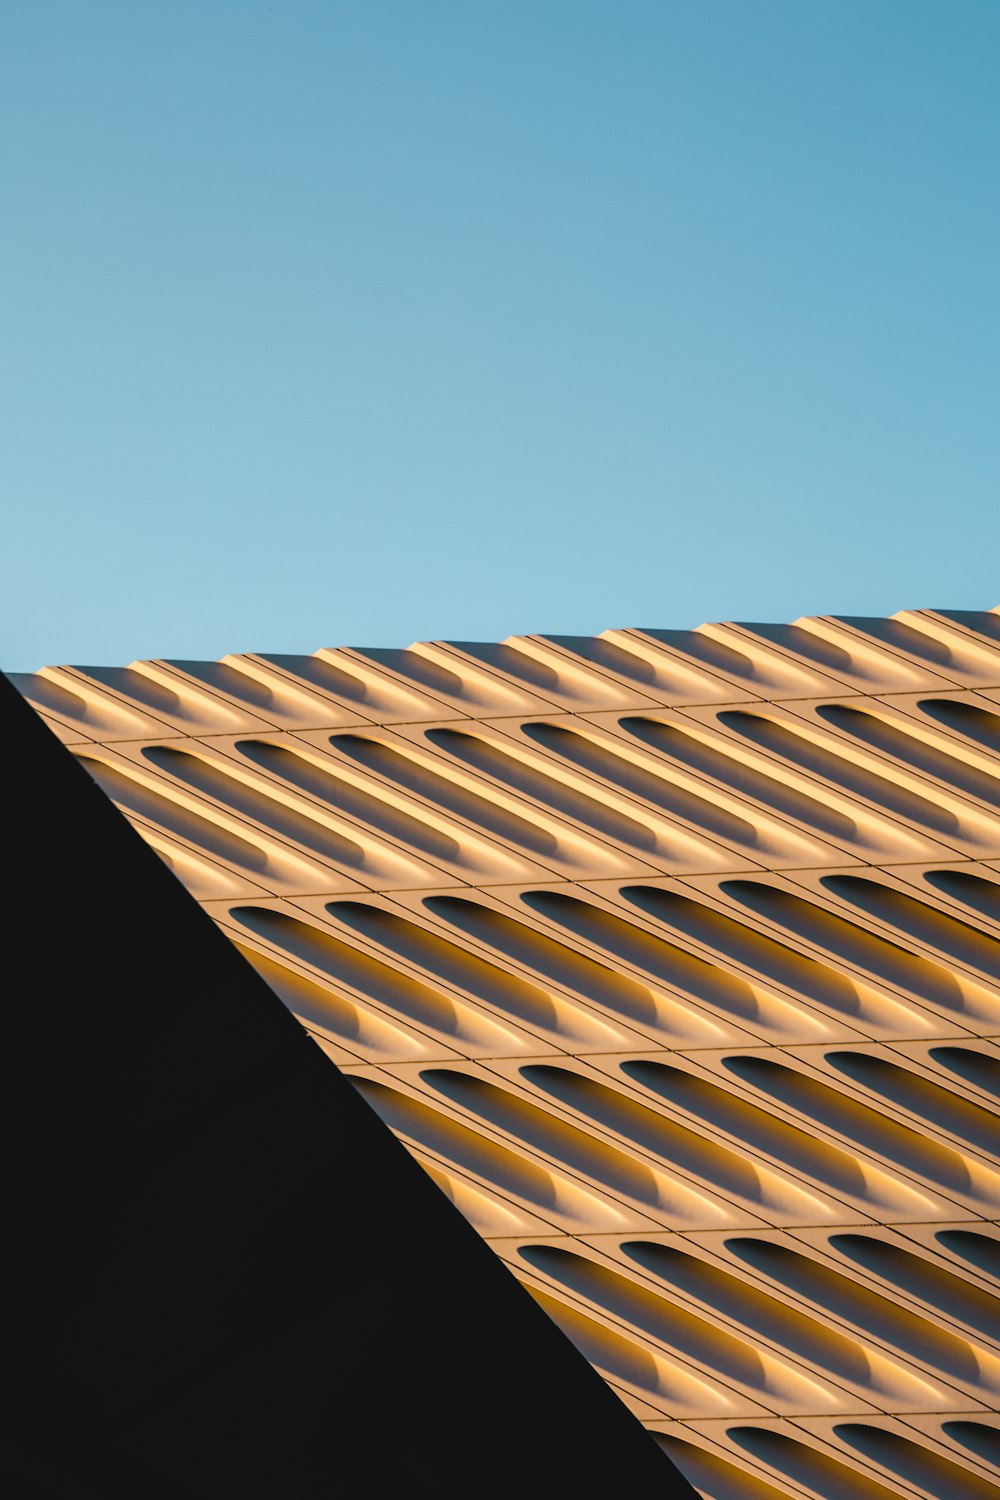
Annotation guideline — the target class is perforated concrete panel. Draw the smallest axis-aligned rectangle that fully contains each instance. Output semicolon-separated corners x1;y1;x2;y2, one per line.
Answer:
18;605;1000;1500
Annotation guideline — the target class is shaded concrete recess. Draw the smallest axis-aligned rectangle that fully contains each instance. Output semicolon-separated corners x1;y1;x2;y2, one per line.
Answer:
11;604;1000;1499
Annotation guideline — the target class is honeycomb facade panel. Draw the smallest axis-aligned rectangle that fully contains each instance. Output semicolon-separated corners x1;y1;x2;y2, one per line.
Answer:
15;605;1000;1500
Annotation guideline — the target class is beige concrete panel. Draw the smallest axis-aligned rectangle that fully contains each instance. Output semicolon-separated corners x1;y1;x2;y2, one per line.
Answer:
442;634;663;710
98;735;454;890
686;698;1000;859
11;665;178;740
265;728;553;882
377;885;676;1050
886;1042;1000;1112
784;1228;1000;1358
498;1053;855;1227
591;876;939;1041
592;1233;935;1413
899;1410;1000;1485
499;1237;829;1416
417;716;748;875
305;893;653;1055
794;1415;1000;1500
624;622;851;698
388;883;748;1048
578;1051;954;1224
723;616;955;694
632;704;961;861
484;712;850;869
136;823;271;900
884;1220;1000;1285
64;660;273;734
688;1048;1000;1219
33;709;97;744
775;868;1000;1032
930;605;1000;653
159;654;372;730
377;720;673;878
866;861;1000;940
535;629;760;706
419;639;586;711
815;688;1000;782
507;1253;767;1419
646;1424;825;1500
339;642;549;716
675;1234;981;1408
666;873;987;1038
221;926;458;1066
894;610;1000;688
218;899;546;1059
772;694;1000;853
346;1063;659;1234
260;645;465;722
875;687;1000;765
404;1153;562;1239
824;611;1000;691
588;706;906;863
394;1060;768;1230
209;911;466;1064
306;1028;372;1070
491;1051;858;1225
72;744;363;894
172;728;522;883
768;1042;1000;1165
774;1230;1000;1405
495;881;851;1044
677;1418;943;1500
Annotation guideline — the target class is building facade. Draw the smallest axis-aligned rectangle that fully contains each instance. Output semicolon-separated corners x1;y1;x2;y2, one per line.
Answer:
15;607;1000;1499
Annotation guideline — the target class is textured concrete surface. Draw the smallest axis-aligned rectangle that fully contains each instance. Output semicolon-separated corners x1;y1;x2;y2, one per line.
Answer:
16;606;1000;1499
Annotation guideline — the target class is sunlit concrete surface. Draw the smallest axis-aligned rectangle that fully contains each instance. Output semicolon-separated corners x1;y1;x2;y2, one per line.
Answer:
17;606;1000;1500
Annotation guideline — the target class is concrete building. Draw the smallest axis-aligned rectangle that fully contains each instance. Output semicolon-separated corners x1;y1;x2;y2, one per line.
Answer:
11;606;1000;1498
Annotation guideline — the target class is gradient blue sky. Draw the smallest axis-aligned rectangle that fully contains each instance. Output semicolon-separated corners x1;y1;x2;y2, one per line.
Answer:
3;1;998;669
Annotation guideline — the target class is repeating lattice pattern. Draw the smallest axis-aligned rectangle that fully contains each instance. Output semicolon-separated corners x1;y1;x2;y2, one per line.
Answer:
17;607;1000;1500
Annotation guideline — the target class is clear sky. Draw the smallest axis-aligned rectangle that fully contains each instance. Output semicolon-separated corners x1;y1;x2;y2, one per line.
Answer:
3;1;998;670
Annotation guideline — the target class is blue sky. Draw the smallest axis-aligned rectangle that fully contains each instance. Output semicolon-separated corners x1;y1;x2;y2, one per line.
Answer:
3;1;998;669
